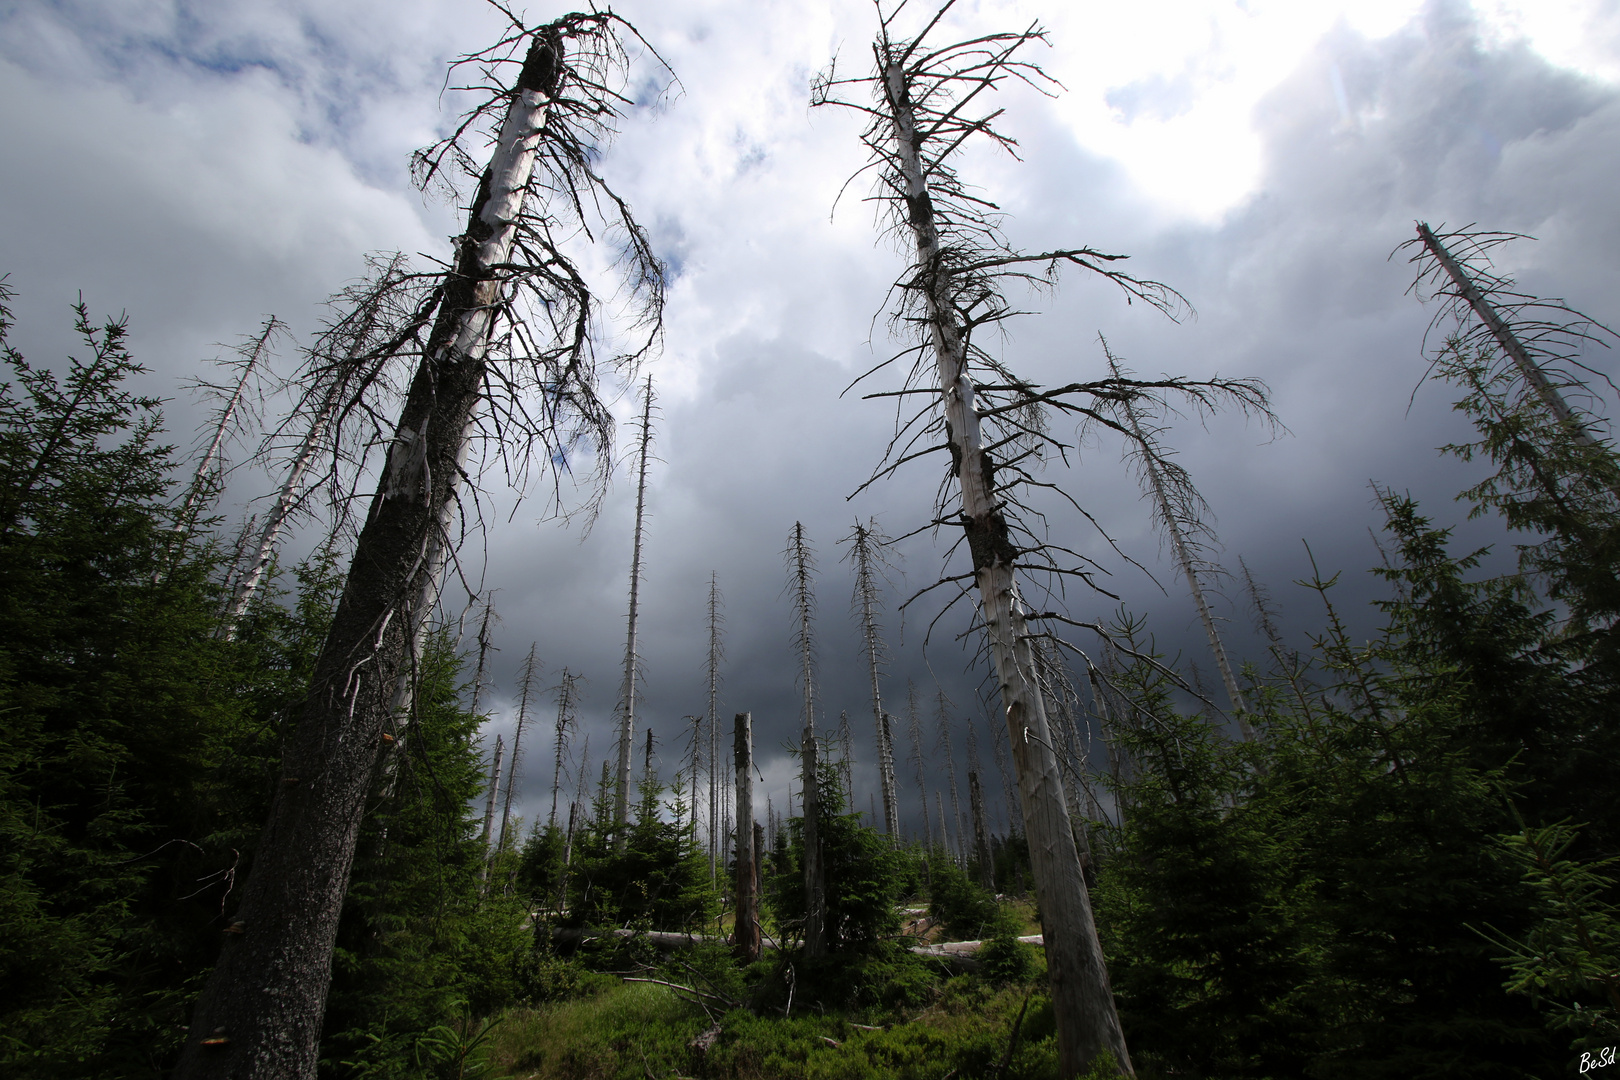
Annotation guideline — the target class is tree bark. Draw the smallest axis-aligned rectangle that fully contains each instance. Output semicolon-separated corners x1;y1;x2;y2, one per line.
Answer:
733;712;760;963
175;36;562;1080
883;55;1133;1078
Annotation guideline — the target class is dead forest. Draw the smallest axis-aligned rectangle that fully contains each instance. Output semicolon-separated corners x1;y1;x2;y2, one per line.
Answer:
3;3;1619;1080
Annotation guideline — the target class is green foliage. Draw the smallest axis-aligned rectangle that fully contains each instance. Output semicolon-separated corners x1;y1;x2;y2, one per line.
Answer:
768;759;905;954
564;771;714;934
1477;813;1620;1047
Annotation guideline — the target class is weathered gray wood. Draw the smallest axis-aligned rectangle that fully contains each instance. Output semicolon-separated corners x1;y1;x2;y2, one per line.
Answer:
879;44;1133;1079
615;376;656;841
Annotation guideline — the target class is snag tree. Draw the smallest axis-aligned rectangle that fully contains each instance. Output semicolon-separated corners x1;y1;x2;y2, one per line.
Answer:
176;13;666;1079
813;2;1270;1073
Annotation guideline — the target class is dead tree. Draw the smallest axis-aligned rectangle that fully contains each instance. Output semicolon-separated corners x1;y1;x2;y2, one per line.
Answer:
837;709;855;802
176;19;667;1076
812;4;1270;1071
220;259;421;636
905;680;932;848
1409;222;1612;447
549;668;581;827
500;644;542;851
787;522;827;958
733;712;760;962
935;690;967;862
1102;341;1252;733
968;769;993;888
615;375;658;840
706;573;724;885
175;318;282;545
479;734;506;882
842;518;901;839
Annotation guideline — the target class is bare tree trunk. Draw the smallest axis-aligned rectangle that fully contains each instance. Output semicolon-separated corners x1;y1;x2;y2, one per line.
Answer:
733;712;760;963
936;692;967;862
550;669;579;827
479;734;505;885
969;770;994;889
615;375;656;843
1417;223;1597;443
175;34;568;1080
500;644;541;851
707;573;723;887
789;521;827;958
178;318;281;537
880;52;1133;1077
906;681;933;849
847;520;901;840
837;709;854;806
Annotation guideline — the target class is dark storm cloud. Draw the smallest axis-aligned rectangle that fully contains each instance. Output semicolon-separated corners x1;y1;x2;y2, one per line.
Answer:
3;0;1617;843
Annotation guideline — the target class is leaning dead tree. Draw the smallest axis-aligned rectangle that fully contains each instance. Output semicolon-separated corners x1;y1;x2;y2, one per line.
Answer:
175;318;282;542
842;518;901;839
500;644;542;851
1409;223;1613;448
1104;341;1252;734
221;256;424;637
787;521;827;958
615;375;658;839
177;15;666;1079
813;4;1271;1073
1403;223;1620;634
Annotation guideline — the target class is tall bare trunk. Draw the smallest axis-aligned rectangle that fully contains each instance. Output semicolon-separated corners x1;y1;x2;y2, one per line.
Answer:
501;644;541;851
881;52;1132;1077
733;712;759;962
176;33;566;1080
550;669;579;827
905;681;932;848
707;574;723;887
936;692;967;862
969;770;993;888
1417;223;1597;443
615;375;656;842
479;734;505;884
788;522;827;958
847;520;900;839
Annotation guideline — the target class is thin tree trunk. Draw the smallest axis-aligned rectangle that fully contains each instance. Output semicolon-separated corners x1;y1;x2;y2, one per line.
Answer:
707;573;722;887
733;712;759;963
883;55;1131;1076
849;520;900;839
550;669;578;827
501;644;541;852
176;35;565;1080
789;522;827;958
479;734;505;885
178;318;280;536
936;692;967;863
615;375;656;842
1418;223;1596;443
906;681;932;849
969;770;994;889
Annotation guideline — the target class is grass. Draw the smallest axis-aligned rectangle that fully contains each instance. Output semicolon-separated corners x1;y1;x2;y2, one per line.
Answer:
488;974;1068;1080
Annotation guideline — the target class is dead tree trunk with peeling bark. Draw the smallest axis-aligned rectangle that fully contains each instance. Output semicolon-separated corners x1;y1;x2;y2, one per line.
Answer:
550;668;581;827
176;16;666;1078
813;5;1271;1072
501;644;541;852
615;375;657;842
843;518;901;840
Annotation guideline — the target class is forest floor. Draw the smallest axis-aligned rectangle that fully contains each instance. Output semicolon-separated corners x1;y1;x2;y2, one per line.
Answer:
487;975;1064;1080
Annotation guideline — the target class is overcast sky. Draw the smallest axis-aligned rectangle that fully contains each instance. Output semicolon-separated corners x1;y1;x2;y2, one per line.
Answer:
4;0;1619;843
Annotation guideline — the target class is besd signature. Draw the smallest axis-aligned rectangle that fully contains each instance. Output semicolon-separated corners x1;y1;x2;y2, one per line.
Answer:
1581;1047;1618;1074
